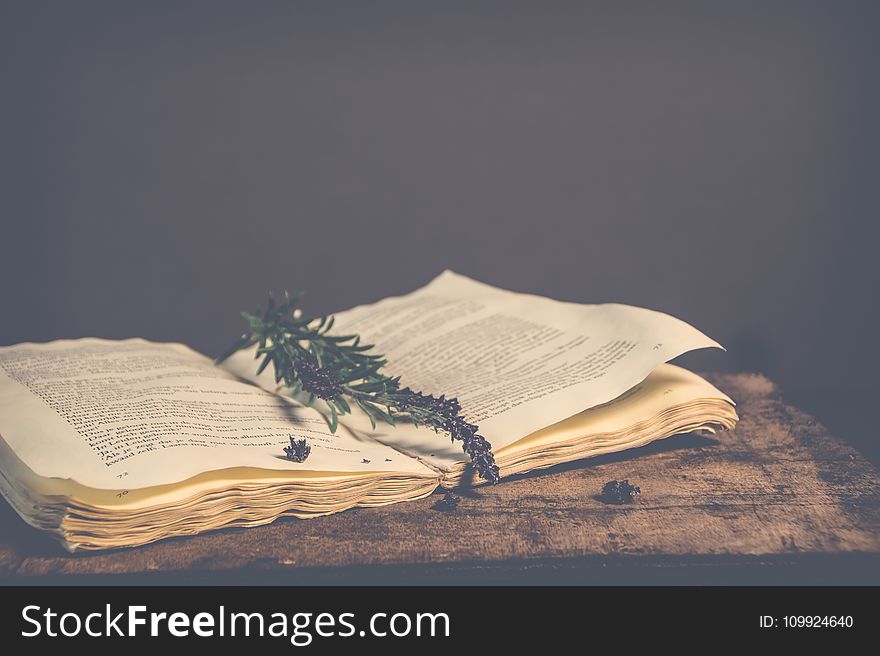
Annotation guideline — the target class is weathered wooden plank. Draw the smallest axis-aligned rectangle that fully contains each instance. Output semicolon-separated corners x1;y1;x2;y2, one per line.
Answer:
1;372;878;581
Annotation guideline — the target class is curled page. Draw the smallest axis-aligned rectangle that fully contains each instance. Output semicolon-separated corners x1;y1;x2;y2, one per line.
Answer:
330;271;723;456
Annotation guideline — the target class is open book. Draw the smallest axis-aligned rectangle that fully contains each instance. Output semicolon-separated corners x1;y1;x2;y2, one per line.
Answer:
0;272;737;551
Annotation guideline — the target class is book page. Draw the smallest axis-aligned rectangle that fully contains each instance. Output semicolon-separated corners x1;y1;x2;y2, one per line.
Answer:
0;338;436;491
329;365;736;477
324;271;723;465
496;364;734;453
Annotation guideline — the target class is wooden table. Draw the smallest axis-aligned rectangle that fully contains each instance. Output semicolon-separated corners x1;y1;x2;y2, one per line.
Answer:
1;372;878;584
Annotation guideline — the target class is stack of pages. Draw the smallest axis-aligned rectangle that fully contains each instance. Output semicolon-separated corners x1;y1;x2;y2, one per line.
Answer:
0;272;736;551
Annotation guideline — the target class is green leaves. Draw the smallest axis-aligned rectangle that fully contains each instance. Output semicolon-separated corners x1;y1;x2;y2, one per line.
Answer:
215;333;257;364
220;286;500;483
220;291;388;431
327;402;338;433
256;352;273;375
231;295;388;426
241;311;265;335
332;396;351;414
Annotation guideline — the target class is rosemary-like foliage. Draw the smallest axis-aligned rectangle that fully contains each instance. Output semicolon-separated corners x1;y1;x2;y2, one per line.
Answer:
217;292;500;484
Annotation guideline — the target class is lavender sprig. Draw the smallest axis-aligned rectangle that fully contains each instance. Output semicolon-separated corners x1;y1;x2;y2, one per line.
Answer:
217;291;500;484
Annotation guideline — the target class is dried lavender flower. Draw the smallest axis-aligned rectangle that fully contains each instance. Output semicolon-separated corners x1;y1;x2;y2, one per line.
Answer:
293;356;343;400
432;491;461;512
283;436;311;463
395;389;500;484
599;479;641;504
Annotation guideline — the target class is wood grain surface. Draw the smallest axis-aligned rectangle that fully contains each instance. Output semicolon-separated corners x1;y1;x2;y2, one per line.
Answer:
1;372;878;584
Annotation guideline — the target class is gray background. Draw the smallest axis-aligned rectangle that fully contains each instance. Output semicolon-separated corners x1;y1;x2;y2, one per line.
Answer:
2;1;878;462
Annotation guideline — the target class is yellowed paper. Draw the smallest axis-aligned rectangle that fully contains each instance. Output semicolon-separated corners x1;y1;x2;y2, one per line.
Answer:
0;338;435;490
